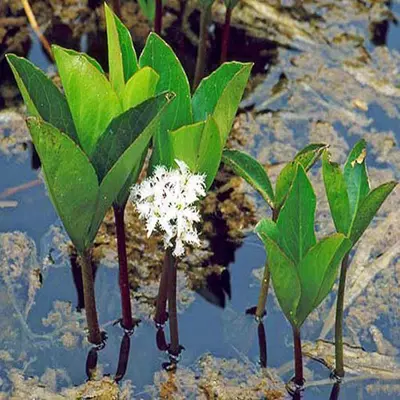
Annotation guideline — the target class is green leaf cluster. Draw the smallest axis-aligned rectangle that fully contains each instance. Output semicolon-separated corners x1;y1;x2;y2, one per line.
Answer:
322;140;397;246
139;33;252;189
6;4;175;254
222;143;327;210
224;0;240;10
256;164;351;328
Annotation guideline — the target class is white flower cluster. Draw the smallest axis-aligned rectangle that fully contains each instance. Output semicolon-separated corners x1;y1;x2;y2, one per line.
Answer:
130;160;206;257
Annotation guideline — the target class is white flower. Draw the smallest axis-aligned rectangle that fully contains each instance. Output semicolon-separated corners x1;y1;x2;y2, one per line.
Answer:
130;159;206;257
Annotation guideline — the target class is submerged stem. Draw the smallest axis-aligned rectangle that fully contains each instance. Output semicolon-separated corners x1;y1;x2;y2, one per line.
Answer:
167;253;180;357
255;208;278;319
292;326;304;387
257;321;267;368
155;249;173;326
81;248;102;345
335;252;350;378
193;5;212;91
220;7;232;64
154;0;163;34
113;204;134;331
255;264;270;320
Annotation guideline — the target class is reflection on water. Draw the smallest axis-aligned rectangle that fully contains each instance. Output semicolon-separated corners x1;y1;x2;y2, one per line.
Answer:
1;0;400;398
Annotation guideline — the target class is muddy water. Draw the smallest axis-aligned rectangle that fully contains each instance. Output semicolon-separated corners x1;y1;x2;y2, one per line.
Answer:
1;1;400;399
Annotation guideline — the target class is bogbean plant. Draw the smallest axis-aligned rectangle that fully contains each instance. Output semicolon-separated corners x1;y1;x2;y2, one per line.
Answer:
7;3;174;343
6;0;397;387
7;2;252;350
322;140;397;378
223;143;397;387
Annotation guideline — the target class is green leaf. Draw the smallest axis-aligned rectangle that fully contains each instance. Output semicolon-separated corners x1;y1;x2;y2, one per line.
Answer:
192;62;252;145
139;33;192;167
59;48;104;73
222;149;274;208
344;139;370;219
256;221;301;327
169;117;222;189
197;116;223;189
169;122;204;172
87;93;172;243
6;54;77;142
91;92;174;182
121;67;159;111
26;118;98;253
322;150;351;234
276;163;316;264
296;234;351;326
255;218;279;243
105;2;125;94
53;45;122;156
274;144;326;211
294;143;328;171
115;9;138;82
349;181;397;245
224;0;240;9
138;0;156;21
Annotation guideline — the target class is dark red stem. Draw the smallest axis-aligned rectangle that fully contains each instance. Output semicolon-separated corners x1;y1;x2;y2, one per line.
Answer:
293;326;304;387
220;7;232;64
154;0;163;34
167;253;180;357
154;249;172;326
113;204;134;331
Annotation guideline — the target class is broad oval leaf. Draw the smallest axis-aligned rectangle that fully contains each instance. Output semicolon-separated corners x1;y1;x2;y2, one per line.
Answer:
91;92;175;182
349;181;397;245
322;150;351;234
89;92;175;219
274;144;326;211
192;62;252;145
256;221;301;327
294;143;328;171
105;2;125;94
58;48;104;73
222;149;274;208
6;54;77;142
296;234;351;327
139;33;192;167
169;117;222;189
197;116;223;189
26;118;98;253
276;163;316;264
52;45;122;156
169;121;204;172
344;139;370;219
121;67;160;111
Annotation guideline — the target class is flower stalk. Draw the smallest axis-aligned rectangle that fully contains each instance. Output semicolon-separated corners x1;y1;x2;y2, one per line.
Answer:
113;204;134;331
334;252;350;378
80;248;102;345
155;248;174;326
167;252;180;358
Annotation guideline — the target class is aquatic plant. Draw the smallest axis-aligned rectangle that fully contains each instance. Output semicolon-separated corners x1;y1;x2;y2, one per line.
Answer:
322;140;397;378
255;163;351;387
221;0;240;63
223;144;327;323
138;32;251;336
6;35;174;343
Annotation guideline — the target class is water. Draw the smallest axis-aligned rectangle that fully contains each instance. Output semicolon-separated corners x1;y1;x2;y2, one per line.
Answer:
0;1;399;398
